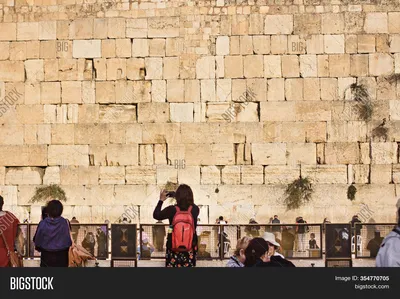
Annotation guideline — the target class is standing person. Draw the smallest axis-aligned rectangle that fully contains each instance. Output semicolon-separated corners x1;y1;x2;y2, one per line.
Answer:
226;236;251;267
271;215;281;240
96;227;107;259
153;184;199;267
366;230;384;258
81;232;96;256
262;232;284;258
281;226;295;258
296;216;308;252
265;217;273;232
322;217;331;234
0;195;21;267
70;216;80;244
350;215;362;237
152;220;166;251
244;238;295;267
245;218;260;237
376;199;400;267
33;200;72;267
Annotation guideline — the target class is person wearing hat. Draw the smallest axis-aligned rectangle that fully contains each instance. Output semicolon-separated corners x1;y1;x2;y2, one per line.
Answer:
262;232;284;258
376;199;400;267
244;238;295;267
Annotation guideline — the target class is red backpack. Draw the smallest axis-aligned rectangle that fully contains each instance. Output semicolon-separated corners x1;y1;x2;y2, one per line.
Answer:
171;206;195;252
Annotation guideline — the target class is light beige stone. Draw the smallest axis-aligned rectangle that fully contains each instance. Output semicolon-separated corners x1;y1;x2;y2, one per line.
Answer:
324;35;345;53
282;55;299;77
201;166;221;184
369;53;393;76
108;18;126;39
99;166;125;184
5;167;43;185
251;143;286;165
0;23;17;41
167;80;185;102
264;15;293;34
302;165;347;184
0;61;24;82
364;13;388;34
221;166;241;185
241;166;263;184
17;23;39;41
264;55;282;78
224;56;243;78
126;166;156;184
285;79;303;101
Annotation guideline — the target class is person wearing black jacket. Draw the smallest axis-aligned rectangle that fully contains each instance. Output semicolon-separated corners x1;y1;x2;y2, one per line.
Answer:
153;184;199;267
244;238;295;267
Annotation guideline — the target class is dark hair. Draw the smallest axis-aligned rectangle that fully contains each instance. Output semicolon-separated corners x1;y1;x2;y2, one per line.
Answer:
219;216;223;220
310;233;315;238
0;195;3;210
274;215;278;218
46;200;63;218
244;238;269;267
175;184;194;210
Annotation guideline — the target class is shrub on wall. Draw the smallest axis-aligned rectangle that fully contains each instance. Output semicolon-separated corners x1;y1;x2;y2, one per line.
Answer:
30;184;67;203
284;177;313;210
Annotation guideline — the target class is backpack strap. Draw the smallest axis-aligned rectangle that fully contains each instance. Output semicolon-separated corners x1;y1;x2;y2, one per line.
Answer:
175;206;180;212
393;227;400;235
188;206;193;213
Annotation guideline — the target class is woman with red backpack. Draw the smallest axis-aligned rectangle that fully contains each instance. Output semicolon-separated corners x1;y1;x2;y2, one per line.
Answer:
153;184;199;267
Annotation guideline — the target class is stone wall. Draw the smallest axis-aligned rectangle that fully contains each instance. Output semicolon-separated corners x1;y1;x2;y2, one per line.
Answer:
0;0;400;224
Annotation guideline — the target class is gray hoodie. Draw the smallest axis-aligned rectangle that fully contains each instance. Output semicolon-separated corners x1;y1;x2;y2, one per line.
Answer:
376;227;400;267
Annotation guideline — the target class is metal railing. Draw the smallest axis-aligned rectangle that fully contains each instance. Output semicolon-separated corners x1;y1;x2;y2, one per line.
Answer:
354;223;397;258
19;223;109;259
138;224;323;260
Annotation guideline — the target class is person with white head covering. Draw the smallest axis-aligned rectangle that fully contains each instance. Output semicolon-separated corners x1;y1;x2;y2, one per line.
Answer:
262;232;285;258
376;198;400;267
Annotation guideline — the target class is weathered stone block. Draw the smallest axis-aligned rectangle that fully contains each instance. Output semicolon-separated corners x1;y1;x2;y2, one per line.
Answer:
364;13;388;34
148;17;179;38
0;61;24;82
324;35;345;53
241;165;263;185
5;167;43;185
264;15;293;34
264;165;300;184
244;55;263;78
201;166;221;184
358;35;375;53
108;18;125;38
325;142;360;164
303;165;347;184
17;23;39;41
137;103;170;123
371;142;397;164
282;55;299;78
329;54;350;77
224;56;243;78
0;23;17;41
264;55;282;78
300;55;317;77
99;105;136;123
369;54;393;76
126;19;148;38
177;166;200;186
253;36;270;54
251;143;286;165
69;19;93;39
61;81;81;104
170;103;193;122
106;58;126;80
126;166;156;184
350;54;369;77
145;57;163;80
74;124;108;145
164;57;180;79
99;166;125;184
370;164;392;184
295;102;331;121
48;145;88;166
270;35;287;54
72;40;101;58
285;78;303;101
221;165;240;185
149;39;165;57
322;13;344;34
286;143;316;165
294;14;321;34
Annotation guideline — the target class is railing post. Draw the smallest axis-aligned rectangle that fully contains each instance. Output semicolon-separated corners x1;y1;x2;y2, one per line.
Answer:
320;224;323;259
219;225;224;260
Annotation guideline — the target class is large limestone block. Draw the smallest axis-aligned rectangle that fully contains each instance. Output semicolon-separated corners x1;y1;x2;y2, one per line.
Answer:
108;18;125;39
109;144;139;166
0;23;17;41
371;142;397;164
302;165;347;184
264;55;281;78
74;124;109;145
17;23;39;41
149;39;165;57
364;13;388;34
370;164;392;184
148;17;179;38
327;121;367;142
69;19;93;39
61;81;81;104
264;15;293;34
322;13;344;34
116;39;131;58
0;61;24;81
224;56;243;78
201;166;221;185
244;55;263;78
252;143;286;165
216;36;229;56
241;166;263;185
145;57;163;79
369;53;393;76
267;78;284;102
170;103;193;123
285;78;303;101
48;145;88;168
221;165;240;185
163;57;179;79
270;35;287;55
5;167;44;185
329;54;350;77
167;79;184;102
83;185;115;206
114;185;160;205
137;103;169;123
0;167;4;185
72;40;101;58
126;19;148;38
286;143;316;166
350;54;369;77
392;164;400;183
126;58;145;80
139;144;153;166
16;105;44;124
294;14;321;35
132;39;149;57
156;165;178;185
106;58;126;80
260;102;295;121
0;145;47;166
99;105;136;123
177;166;200;186
43;166;61;185
0;125;23;145
358;35;375;53
325;142;360;164
264;165;300;184
324;35;345;54
99;166;125;185
126;166;156;184
295;102;331;121
300;55;317;77
142;123;181;144
41;82;61;104
351;164;369;184
39;21;56;40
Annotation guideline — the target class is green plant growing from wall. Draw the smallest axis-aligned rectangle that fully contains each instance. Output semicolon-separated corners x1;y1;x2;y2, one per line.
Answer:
29;184;67;203
349;83;373;122
371;118;388;142
284;176;313;211
347;185;357;201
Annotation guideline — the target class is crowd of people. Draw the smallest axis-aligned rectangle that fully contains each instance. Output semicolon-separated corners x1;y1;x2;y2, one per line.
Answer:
0;188;400;267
